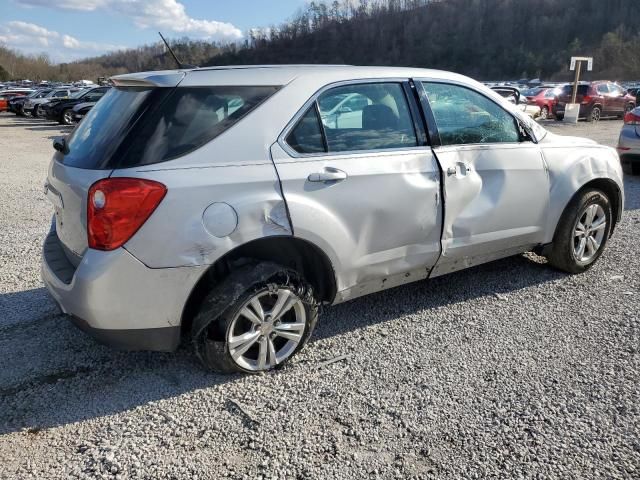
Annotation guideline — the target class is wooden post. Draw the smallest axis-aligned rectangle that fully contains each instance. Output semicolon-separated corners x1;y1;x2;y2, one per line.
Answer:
571;60;582;104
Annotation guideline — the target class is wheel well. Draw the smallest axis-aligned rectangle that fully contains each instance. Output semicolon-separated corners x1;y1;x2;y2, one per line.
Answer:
180;236;337;337
566;179;621;234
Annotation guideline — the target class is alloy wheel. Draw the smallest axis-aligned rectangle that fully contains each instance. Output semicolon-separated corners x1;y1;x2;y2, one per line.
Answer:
540;106;549;120
227;288;307;371
63;110;73;125
591;107;601;122
573;204;607;263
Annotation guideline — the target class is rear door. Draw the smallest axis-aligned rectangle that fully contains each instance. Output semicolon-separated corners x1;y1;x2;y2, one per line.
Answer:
416;80;549;276
272;80;443;300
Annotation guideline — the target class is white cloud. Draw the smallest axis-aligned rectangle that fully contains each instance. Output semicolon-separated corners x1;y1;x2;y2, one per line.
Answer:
14;0;243;41
0;21;125;61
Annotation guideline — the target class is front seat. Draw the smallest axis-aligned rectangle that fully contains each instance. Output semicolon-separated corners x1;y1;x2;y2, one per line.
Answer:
362;104;398;130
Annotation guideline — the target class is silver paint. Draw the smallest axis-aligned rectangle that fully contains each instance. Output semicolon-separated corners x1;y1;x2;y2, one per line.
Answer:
41;65;625;345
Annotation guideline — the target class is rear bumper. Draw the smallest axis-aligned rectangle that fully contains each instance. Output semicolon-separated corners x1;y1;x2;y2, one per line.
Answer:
41;226;206;352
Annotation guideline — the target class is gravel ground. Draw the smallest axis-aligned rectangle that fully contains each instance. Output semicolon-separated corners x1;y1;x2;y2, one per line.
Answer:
0;114;638;479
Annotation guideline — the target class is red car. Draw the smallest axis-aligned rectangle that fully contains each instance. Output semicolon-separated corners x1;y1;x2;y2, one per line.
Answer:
0;90;32;112
524;87;558;120
554;81;636;122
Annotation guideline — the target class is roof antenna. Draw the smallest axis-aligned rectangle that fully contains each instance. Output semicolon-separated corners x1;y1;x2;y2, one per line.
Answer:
158;32;197;69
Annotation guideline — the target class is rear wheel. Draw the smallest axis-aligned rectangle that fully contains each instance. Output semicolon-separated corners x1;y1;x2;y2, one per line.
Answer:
587;106;601;122
555;113;564;121
192;262;318;374
547;189;612;274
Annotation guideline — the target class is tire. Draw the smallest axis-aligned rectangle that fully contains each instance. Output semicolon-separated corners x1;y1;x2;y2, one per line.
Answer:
30;108;38;118
192;262;318;374
622;162;640;175
555;113;564;121
61;109;73;125
547;189;613;274
587;106;601;123
540;106;549;120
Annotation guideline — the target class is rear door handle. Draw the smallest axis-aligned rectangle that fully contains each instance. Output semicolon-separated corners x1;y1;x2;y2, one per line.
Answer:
308;168;348;183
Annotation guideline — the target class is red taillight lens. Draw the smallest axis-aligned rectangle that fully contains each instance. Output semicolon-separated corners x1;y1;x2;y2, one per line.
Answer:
581;95;592;105
624;111;640;125
88;178;167;251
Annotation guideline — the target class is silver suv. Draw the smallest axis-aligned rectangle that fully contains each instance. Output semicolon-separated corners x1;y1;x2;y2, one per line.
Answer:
42;66;624;373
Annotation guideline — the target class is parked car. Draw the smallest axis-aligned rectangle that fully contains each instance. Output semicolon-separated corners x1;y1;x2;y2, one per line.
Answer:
23;88;80;117
8;89;52;115
628;87;640;106
71;101;96;123
42;66;624;373
554;81;636;122
44;86;110;124
0;89;33;112
617;106;640;175
524;87;558;120
490;86;540;118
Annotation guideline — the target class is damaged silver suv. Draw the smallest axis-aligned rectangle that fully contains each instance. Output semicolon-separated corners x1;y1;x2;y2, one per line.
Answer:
42;66;624;373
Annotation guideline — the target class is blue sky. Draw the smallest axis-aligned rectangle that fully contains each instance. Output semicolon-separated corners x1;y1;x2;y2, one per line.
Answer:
0;0;308;62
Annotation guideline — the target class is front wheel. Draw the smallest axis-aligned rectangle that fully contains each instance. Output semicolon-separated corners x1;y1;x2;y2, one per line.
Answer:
540;106;549;120
192;262;318;374
547;190;612;274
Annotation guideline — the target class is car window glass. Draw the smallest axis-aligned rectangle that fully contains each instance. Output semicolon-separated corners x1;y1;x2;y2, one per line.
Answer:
597;84;609;94
422;82;520;145
317;83;417;153
544;89;556;98
610;84;623;95
286;107;326;154
54;91;67;97
64;86;279;169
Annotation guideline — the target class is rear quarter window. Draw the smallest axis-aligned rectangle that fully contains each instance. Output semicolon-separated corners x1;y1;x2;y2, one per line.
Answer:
62;85;280;169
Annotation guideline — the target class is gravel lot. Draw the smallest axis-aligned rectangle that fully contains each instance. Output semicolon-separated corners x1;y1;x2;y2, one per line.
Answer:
0;114;638;479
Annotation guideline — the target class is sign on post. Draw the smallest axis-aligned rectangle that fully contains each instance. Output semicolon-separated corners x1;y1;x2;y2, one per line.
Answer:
565;56;594;123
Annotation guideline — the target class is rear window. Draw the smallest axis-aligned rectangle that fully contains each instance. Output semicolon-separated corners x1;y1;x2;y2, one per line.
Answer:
561;85;589;96
62;85;279;169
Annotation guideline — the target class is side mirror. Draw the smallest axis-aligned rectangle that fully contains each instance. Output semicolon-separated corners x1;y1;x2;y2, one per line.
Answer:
52;137;69;154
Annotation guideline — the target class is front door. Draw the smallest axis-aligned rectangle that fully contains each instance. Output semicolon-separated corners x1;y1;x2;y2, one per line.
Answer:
271;81;443;302
416;81;550;276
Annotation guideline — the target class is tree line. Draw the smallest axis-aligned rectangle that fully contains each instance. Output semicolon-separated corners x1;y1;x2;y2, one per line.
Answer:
1;0;639;83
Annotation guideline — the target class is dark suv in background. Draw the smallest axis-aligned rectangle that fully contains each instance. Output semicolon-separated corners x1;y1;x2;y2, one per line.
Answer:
44;86;110;125
554;81;636;122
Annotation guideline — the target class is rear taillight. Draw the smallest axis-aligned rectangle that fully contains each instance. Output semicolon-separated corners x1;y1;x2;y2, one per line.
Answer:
624;111;640;125
88;178;167;251
581;95;592;105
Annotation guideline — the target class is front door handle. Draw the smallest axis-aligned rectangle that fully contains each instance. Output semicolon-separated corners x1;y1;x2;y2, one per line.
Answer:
308;168;348;183
447;163;472;176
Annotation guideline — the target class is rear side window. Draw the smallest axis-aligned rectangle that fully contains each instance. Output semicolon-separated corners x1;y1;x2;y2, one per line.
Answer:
63;86;279;169
285;82;418;155
318;83;417;153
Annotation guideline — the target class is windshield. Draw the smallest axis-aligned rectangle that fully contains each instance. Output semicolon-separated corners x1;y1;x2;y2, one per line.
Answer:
63;85;279;169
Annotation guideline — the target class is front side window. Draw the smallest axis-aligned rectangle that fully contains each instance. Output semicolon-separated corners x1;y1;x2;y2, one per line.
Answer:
317;83;418;152
422;82;520;146
597;84;609;95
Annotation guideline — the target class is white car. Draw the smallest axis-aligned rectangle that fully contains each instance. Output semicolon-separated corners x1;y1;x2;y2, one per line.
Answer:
42;65;623;373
